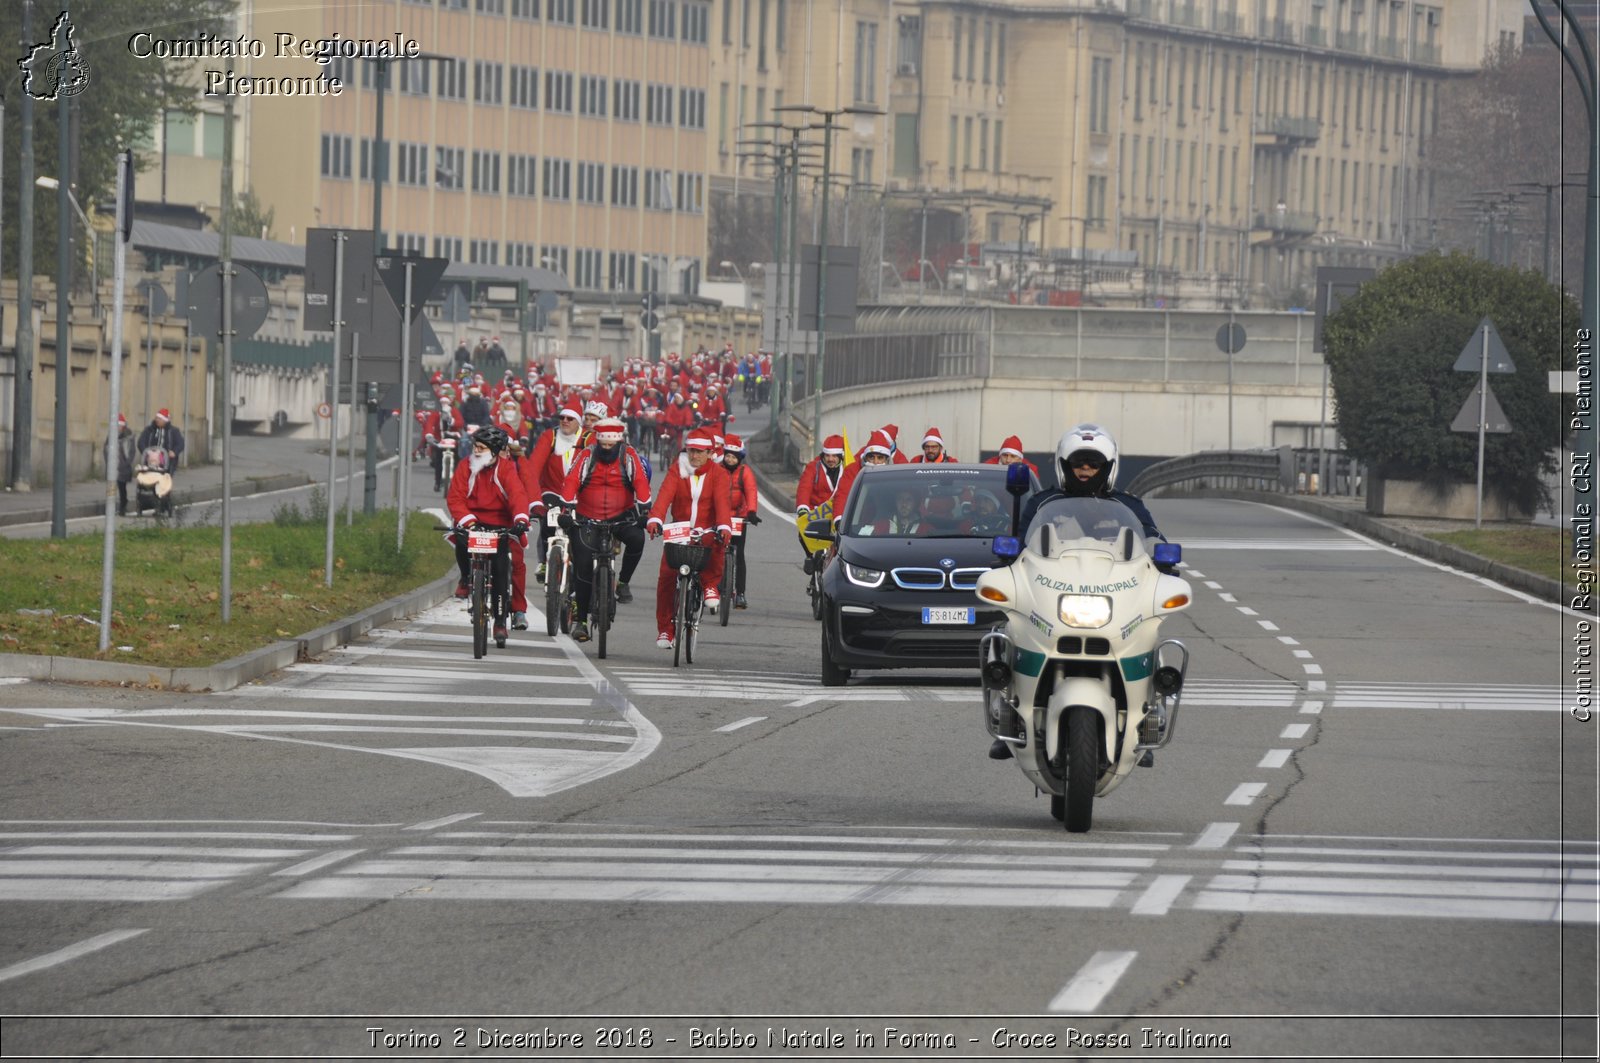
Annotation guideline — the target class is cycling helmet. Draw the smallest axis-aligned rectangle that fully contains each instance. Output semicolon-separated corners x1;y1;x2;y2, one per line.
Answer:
1055;423;1118;494
472;425;510;454
594;416;627;447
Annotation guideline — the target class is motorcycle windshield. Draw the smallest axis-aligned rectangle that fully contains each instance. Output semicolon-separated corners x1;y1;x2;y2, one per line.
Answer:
1028;497;1149;560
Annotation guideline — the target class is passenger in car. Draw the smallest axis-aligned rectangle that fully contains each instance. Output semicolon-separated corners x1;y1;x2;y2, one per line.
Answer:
861;489;925;537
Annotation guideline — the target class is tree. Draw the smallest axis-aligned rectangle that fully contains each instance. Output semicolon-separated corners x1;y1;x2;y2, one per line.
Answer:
224;188;275;241
1322;252;1579;512
1429;38;1589;295
2;0;231;281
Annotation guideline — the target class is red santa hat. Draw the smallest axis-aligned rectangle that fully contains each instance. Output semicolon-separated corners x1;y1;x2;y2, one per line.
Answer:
880;424;900;449
685;429;716;449
821;434;845;456
999;435;1025;459
861;429;895;458
559;404;583;422
921;427;946;448
117;413;127;427
155;408;171;422
723;433;744;453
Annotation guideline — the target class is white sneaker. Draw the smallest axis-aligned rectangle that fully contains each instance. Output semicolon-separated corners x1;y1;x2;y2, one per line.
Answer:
705;592;721;615
656;632;674;649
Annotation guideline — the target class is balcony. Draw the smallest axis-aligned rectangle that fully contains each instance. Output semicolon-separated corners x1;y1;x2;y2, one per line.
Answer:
1171;2;1200;28
1127;0;1157;19
1336;29;1367;53
1250;209;1319;243
1214;11;1243;34
1254;115;1322;149
1303;25;1327;47
1414;41;1440;64
1258;17;1295;43
1373;36;1404;58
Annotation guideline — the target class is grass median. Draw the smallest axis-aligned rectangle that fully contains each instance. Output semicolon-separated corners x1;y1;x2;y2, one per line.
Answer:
0;499;453;669
1426;525;1571;584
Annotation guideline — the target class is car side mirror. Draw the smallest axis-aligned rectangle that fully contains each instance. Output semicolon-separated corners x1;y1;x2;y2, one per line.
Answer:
804;518;835;541
992;535;1021;561
1152;542;1182;566
1004;462;1031;497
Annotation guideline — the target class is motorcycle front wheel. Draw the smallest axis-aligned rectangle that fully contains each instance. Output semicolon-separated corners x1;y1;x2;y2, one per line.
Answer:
1063;705;1099;833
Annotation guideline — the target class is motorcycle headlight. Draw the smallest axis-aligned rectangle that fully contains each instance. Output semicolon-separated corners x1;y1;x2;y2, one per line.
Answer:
1058;594;1112;629
844;562;885;588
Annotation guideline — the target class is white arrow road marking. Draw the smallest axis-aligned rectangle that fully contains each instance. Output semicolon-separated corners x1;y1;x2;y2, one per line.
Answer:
0;930;149;984
1048;951;1138;1013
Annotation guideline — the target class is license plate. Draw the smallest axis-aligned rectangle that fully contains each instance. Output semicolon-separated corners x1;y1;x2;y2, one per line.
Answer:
922;607;974;625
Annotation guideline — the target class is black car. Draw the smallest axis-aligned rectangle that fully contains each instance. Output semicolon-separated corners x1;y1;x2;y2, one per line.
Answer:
811;462;1040;685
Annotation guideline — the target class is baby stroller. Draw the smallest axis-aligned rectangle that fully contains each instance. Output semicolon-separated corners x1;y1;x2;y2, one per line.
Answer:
135;447;174;516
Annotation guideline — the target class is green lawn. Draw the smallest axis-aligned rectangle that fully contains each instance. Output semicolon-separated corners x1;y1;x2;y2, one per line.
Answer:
0;506;452;668
1427;526;1571;584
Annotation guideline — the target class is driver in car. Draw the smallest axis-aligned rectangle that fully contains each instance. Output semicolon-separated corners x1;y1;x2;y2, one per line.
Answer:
860;488;925;536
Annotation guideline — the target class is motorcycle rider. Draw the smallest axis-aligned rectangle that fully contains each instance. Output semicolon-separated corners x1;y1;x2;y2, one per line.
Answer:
446;426;533;640
721;434;761;609
992;424;1164;760
557;416;651;643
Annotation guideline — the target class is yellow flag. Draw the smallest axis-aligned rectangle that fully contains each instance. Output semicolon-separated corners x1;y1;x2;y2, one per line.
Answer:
840;426;854;467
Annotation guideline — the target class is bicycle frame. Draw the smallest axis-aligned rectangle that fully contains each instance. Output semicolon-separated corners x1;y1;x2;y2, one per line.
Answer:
465;526;514;658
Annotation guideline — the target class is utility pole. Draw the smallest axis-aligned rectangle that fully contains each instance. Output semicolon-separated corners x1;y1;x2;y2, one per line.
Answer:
49;6;71;538
11;0;37;493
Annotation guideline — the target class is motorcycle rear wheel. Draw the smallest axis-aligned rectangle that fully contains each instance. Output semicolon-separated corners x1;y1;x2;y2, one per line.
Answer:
1063;705;1098;833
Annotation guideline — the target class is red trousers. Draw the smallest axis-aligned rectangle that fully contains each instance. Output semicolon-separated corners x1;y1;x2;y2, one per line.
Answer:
653;541;724;633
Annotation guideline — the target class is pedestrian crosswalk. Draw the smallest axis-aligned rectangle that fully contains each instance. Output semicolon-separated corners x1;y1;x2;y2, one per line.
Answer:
1330;682;1568;713
3;819;1592;925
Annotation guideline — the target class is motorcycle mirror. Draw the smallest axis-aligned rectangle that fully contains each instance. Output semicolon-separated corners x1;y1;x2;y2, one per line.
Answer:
1004;462;1032;497
992;535;1021;561
1152;542;1182;566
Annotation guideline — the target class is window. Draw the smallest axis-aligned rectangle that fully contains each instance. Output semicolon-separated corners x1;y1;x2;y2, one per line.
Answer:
394;232;427;255
647;83;673;124
439;59;468;100
474;61;503;105
581;0;609;27
548;0;574;22
993;119;1002;171
506;242;538;267
398;59;431;96
512;0;539;18
614;79;641;120
683;0;708;42
608;251;636;291
358;138;389;181
776;0;786;52
540;246;570;275
471;150;501;193
644;167;674;210
978;118;988;169
947;114;957;181
963;116;972;169
511;65;538;109
722;0;732;43
469;239;499;265
610;164;639;206
542;157;572;199
718;82;729;148
853;21;878;104
575;248;604;289
1089;56;1111;132
742;0;750;47
851;146;874;183
433;236;464;260
320;133;352;178
580;75;608;116
545;70;574;112
982;20;991;83
508;154;538;197
434;146;464;189
648;0;676;38
577;161;606;203
477;0;505;12
679;87;706;128
952;16;961;82
966;15;975;80
675;171;705;213
397;141;428;186
996;22;1005;85
1087;174;1107;228
758;0;769;69
617;0;642;32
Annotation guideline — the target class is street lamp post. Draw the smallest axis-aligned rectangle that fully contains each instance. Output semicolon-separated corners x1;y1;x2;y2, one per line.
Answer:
7;0;38;493
50;69;71;538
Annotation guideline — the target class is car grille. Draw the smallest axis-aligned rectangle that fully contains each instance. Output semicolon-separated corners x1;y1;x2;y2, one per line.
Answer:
948;567;988;590
890;566;990;590
1057;635;1113;655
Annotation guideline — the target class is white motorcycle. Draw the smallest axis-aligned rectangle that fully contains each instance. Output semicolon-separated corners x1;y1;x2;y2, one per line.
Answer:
974;474;1193;833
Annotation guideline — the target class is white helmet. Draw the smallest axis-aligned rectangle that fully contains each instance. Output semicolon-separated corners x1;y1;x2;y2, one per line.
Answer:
1055;424;1118;494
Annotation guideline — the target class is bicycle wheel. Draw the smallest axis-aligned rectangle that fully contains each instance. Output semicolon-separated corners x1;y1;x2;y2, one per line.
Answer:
672;576;688;668
594;564;611;660
544;541;565;636
493;551;509;649
684;581;701;664
809;562;825;621
470;564;488;659
718;542;735;628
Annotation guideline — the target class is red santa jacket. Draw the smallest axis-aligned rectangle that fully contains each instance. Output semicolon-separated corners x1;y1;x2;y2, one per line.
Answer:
447;453;531;529
648;457;732;534
796;457;843;511
558;445;652;520
724;461;758;517
524;426;583;503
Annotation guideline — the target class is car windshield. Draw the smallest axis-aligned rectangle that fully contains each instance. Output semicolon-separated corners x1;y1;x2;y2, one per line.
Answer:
841;467;1019;539
1027;497;1150;560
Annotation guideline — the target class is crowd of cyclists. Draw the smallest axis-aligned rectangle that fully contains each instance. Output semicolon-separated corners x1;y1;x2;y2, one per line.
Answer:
431;343;770;649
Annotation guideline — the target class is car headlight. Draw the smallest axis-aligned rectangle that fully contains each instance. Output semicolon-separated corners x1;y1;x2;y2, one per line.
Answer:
844;562;885;588
1058;594;1112;629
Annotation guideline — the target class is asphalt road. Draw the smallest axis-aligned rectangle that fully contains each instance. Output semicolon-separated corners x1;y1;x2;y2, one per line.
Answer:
0;461;1594;1060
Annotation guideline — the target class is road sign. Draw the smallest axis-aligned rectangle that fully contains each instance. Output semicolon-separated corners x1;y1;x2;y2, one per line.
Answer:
442;285;473;324
535;289;560;313
1216;322;1247;354
640;310;660;331
1450;381;1513;434
1452;317;1516;374
374;253;449;322
315;401;333;420
136;279;169;318
1312;266;1376;353
642;291;660;313
526;305;549;332
303;229;376;334
185;263;270;340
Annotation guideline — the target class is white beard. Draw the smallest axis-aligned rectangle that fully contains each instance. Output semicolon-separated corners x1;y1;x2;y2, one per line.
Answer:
469;451;495;474
554;429;578;457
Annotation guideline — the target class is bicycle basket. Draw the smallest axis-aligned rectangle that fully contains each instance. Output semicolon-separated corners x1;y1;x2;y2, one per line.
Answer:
664;541;711;572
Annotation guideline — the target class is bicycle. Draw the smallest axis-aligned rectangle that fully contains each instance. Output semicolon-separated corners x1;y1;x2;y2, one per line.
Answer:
717;516;746;627
541;503;573;638
462;524;516;658
573;515;632;659
433;434;459;492
662;522;713;667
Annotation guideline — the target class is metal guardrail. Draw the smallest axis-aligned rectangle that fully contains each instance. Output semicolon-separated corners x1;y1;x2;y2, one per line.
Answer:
1126;446;1366;499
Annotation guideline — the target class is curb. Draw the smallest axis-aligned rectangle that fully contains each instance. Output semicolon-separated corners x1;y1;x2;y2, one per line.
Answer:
1160;488;1565;605
742;425;799;513
0;572;457;693
0;472;315;528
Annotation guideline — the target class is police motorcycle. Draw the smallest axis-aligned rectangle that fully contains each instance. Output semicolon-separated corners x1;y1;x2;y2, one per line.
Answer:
974;462;1193;832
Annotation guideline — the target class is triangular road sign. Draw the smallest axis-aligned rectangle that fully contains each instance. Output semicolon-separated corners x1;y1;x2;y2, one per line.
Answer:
1452;317;1516;374
1450;380;1513;434
373;253;449;322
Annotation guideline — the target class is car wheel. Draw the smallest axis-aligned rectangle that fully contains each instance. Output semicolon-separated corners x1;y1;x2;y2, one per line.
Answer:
820;620;850;687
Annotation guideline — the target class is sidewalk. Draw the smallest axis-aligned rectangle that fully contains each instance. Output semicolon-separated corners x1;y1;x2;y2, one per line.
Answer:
0;432;335;530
